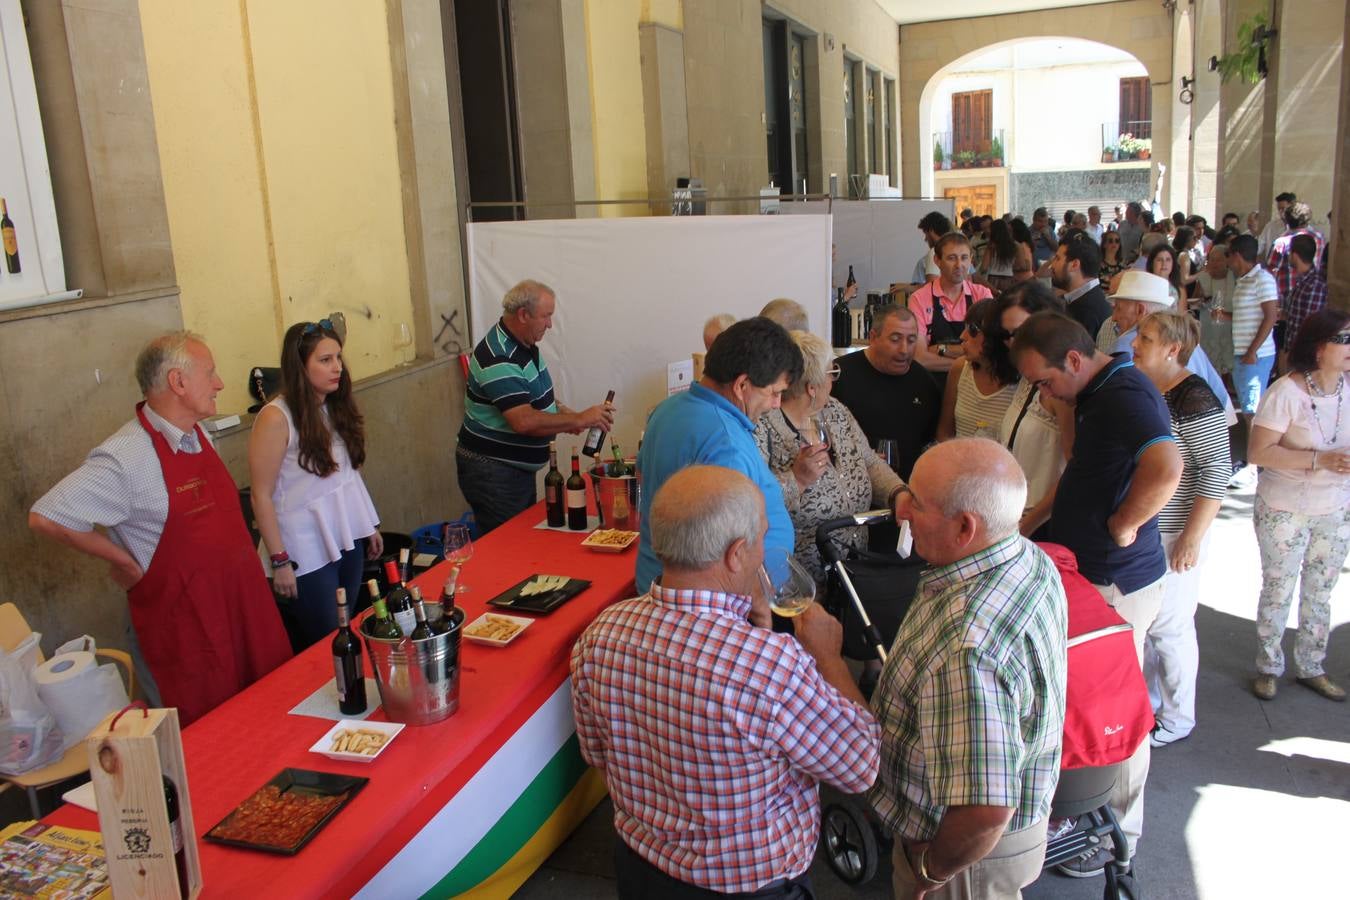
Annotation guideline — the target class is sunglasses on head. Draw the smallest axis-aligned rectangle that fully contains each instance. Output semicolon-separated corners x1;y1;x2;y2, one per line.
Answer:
301;318;336;336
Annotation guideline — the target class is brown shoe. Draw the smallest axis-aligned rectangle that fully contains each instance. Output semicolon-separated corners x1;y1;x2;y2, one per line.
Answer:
1252;675;1277;700
1296;675;1346;702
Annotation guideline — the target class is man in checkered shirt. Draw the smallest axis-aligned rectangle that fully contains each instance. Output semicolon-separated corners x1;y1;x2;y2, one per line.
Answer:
868;438;1067;899
571;465;879;898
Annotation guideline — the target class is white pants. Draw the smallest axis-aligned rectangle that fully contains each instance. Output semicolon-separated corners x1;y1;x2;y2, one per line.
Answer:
1143;532;1210;735
1093;577;1164;857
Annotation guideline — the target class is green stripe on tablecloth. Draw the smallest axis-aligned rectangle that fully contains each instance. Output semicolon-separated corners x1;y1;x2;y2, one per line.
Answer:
421;734;589;898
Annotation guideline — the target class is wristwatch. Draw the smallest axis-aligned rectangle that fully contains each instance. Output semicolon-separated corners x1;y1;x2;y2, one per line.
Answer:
937;345;947;358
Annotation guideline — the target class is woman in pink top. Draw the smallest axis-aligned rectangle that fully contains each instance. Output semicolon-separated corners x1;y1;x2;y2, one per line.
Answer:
1248;309;1350;702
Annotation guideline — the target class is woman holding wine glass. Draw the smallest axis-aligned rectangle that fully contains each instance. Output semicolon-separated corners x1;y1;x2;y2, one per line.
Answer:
753;330;905;585
250;320;382;648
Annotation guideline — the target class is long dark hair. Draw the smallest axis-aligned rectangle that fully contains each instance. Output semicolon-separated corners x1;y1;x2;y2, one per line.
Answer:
1009;217;1033;248
1147;244;1182;291
966;298;1019;386
987;219;1017;267
280;321;366;477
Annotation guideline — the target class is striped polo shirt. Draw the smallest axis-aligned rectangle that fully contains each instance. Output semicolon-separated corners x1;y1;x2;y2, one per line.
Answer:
1231;265;1277;359
457;320;557;470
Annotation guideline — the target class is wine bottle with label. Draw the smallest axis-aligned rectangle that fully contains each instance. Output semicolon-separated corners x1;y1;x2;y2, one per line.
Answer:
163;774;189;898
544;441;566;527
332;588;367;715
431;571;459;635
0;199;18;275
566;451;588;530
383;560;416;636
833;287;852;348
365;580;403;639
581;390;615;457
410;597;434;641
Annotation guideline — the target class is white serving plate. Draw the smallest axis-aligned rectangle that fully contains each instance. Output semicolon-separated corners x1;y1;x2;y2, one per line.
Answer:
462;612;533;647
309;719;405;763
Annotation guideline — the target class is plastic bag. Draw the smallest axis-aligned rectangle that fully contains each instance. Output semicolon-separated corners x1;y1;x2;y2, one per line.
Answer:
0;632;66;775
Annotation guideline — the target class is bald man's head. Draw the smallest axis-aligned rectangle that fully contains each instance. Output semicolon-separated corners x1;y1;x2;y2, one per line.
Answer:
901;439;1026;564
650;466;766;572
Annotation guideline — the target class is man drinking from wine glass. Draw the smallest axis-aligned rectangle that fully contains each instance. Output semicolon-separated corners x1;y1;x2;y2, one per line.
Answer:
869;438;1067;899
571;465;879;899
456;279;616;534
29;332;293;725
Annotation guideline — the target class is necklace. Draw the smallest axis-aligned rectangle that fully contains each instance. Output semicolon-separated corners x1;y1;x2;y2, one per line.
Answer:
1304;371;1344;445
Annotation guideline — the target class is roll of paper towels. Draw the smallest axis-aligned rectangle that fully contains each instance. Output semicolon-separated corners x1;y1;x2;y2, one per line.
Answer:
35;652;129;746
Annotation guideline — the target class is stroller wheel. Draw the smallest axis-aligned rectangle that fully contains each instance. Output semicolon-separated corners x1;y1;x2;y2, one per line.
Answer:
820;801;879;885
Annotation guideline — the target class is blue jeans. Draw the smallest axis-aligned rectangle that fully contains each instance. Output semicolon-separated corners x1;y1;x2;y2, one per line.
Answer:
1233;353;1275;414
293;542;366;649
456;446;537;535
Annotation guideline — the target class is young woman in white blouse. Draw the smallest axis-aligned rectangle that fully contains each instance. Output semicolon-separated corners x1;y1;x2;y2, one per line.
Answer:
1248;309;1350;703
249;321;383;648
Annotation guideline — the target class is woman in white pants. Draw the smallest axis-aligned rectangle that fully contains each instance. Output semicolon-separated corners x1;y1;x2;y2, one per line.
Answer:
1132;312;1231;746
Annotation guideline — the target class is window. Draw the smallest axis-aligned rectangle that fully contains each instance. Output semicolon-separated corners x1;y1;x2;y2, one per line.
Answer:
951;89;993;157
884;78;895;185
763;19;809;194
865;67;878;175
1118;77;1151;139
844;58;860;197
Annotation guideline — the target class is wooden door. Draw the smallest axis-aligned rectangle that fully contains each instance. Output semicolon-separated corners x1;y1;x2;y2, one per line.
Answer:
1118;77;1151;139
944;185;997;218
951;90;992;156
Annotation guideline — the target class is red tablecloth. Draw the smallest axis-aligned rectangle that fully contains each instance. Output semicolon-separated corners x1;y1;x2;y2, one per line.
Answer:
46;500;635;898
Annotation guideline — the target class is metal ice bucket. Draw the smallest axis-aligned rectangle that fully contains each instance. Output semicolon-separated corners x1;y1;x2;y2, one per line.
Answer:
589;464;641;530
360;606;465;725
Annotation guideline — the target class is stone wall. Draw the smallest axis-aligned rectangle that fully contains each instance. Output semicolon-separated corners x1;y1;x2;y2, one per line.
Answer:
1009;169;1152;220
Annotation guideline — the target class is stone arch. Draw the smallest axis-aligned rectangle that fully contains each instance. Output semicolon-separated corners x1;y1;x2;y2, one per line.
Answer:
898;0;1174;199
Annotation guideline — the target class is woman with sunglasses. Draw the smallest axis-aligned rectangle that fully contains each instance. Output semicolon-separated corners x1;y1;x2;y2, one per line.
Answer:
937;298;1018;442
1248;309;1350;703
249;320;382;648
1099;231;1126;283
976;218;1018;295
753;329;904;585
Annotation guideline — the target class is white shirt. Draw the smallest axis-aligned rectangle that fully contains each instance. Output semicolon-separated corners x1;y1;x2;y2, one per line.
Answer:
31;405;210;570
1231;266;1278;358
1085;222;1105;243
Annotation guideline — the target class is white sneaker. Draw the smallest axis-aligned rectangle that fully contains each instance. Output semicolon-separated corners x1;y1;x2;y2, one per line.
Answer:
1149;723;1191;747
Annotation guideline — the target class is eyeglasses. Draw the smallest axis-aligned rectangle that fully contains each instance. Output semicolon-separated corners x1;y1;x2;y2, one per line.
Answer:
965;323;982;337
1329;333;1350;345
302;318;336;336
826;365;842;381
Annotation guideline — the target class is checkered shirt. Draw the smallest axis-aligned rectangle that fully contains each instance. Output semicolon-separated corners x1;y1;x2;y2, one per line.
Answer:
867;536;1067;842
1283;269;1328;347
570;583;880;893
30;405;209;570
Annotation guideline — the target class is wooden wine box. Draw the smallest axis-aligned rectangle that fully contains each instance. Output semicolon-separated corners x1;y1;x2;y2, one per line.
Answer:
85;706;202;899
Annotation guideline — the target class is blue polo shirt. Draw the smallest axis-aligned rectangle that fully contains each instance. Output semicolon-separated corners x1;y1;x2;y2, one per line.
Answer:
1051;355;1173;593
634;383;793;593
457;320;557;470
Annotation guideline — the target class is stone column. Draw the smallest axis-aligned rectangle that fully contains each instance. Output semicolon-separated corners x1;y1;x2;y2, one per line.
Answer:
1330;0;1350;309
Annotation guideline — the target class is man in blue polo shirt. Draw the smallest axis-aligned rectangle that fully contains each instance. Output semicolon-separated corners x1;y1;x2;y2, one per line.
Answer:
457;279;614;533
635;317;803;594
1012;312;1182;880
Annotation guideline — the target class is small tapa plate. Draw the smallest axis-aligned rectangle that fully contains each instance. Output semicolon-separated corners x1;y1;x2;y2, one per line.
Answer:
581;529;639;553
308;719;405;763
463;612;533;647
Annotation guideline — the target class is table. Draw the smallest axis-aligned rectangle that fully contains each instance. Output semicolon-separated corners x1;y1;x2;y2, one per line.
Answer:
45;498;636;898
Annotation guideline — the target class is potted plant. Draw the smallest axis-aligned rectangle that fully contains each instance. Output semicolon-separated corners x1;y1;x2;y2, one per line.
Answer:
1117;133;1142;160
933;141;944;171
956;150;977;169
1102;144;1116;163
1137;138;1152;160
990;135;1004;167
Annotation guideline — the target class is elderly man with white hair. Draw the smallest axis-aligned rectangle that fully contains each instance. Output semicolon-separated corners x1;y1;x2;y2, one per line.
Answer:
868;438;1067;900
456;279;616;533
572;465;879;898
30;331;293;724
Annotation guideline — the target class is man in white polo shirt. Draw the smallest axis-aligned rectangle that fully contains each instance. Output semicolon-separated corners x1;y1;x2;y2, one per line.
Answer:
1222;235;1278;470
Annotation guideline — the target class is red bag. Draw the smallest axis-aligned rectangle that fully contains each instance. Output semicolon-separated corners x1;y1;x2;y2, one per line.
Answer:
1038;542;1154;770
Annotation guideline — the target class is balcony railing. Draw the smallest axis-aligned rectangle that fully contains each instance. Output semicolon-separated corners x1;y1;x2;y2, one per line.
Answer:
933;129;1005;170
1101;121;1152;162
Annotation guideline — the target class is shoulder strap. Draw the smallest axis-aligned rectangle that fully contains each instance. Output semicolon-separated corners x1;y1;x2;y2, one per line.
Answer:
1005;386;1038;450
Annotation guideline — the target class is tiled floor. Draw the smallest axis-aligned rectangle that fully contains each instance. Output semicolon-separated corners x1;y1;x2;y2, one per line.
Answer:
515;482;1350;899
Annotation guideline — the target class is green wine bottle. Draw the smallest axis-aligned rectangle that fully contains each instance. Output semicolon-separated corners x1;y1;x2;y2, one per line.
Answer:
607;443;627;477
364;579;402;639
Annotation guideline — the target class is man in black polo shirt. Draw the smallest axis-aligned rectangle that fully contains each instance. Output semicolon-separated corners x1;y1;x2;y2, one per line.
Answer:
1011;312;1182;879
1050;228;1112;339
831;303;939;481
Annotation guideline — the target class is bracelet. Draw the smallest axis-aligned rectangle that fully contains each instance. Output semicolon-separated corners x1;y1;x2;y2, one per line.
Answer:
914;847;953;886
269;551;290;569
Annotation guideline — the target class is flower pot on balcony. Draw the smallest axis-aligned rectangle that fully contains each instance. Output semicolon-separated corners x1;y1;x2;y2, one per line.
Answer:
1102;150;1114;163
1138;148;1151;160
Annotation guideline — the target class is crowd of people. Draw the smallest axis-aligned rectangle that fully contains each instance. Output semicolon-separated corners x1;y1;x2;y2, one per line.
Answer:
19;189;1344;899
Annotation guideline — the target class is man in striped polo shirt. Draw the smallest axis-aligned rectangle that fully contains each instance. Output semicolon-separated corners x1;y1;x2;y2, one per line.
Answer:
456;280;614;533
1222;235;1278;474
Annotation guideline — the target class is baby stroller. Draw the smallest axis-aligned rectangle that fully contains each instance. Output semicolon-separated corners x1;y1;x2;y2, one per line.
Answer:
813;517;1151;900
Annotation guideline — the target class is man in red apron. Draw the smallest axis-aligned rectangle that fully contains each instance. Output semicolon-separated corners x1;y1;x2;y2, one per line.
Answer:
31;332;292;725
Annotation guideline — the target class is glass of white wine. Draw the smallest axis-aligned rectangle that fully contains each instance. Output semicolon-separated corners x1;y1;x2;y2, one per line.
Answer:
757;547;816;619
442;523;474;593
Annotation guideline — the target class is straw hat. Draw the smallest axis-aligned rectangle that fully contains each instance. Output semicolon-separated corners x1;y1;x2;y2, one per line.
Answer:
1109;270;1175;308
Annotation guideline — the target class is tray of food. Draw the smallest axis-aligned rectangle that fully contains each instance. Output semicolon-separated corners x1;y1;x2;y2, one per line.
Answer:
486;574;591;613
309;720;404;764
581;529;639;552
204;768;367;855
462;612;533;647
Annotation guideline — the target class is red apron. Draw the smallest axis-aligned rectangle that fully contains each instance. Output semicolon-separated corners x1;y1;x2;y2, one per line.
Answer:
127;403;292;725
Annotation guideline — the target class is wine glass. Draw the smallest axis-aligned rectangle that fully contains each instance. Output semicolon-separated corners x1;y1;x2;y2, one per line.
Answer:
809;414;836;467
442;523;474;593
757;547;816;619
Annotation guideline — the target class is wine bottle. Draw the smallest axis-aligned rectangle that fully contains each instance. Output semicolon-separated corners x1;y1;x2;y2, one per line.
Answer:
607;442;628;477
383;560;416;636
410;597;434;641
365;580;402;639
544;441;566;527
581;390;615;457
416;583;443;630
163;774;189;898
833;287;851;348
0;199;18;275
398;546;411;582
332;588;367;715
566;451;588;530
432;571;459;635
846;264;856;289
